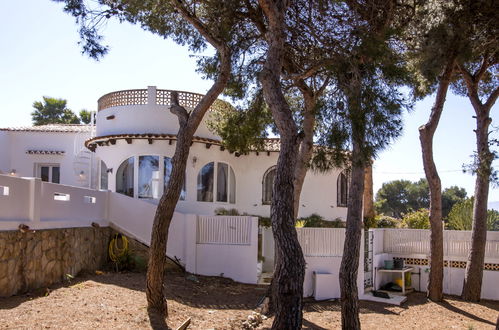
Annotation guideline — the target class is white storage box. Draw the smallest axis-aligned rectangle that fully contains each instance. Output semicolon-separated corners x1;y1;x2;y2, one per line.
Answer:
313;271;339;301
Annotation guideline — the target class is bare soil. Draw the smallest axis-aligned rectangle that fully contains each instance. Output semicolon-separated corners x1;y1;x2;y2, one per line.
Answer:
0;271;497;329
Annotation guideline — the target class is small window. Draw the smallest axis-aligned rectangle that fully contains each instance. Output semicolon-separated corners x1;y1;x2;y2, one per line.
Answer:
197;162;235;204
262;166;276;205
36;164;60;183
337;170;349;207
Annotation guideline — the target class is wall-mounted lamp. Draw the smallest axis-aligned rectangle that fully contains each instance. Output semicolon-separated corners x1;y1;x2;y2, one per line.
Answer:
106;168;113;174
192;156;197;167
9;169;16;176
79;171;86;179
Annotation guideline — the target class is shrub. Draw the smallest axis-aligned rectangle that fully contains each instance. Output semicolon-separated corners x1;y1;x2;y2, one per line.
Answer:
296;214;345;228
258;216;271;228
375;215;400;228
214;207;240;216
363;216;377;229
401;209;430;229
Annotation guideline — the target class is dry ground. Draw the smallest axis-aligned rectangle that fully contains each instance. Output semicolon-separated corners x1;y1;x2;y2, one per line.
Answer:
0;271;497;329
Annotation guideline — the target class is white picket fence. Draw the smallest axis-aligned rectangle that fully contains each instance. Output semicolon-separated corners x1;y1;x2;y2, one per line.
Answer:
197;216;252;245
383;229;499;260
296;228;345;257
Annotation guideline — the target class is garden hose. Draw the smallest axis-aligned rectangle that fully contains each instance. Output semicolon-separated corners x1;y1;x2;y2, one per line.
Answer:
109;233;129;262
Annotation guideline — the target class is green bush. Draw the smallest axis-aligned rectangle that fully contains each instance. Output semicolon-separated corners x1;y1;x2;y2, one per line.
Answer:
363;216;377;229
214;207;241;216
296;214;345;228
375;215;400;228
258;216;271;228
401;209;430;229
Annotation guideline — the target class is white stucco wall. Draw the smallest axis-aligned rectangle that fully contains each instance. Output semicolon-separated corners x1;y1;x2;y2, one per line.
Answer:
95;139;348;221
95;86;217;140
1;86;349;221
0;131;11;174
5;131;98;188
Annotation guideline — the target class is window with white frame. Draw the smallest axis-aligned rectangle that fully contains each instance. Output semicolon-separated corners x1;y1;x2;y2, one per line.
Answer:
337;170;349;207
116;155;186;200
262;166;276;205
35;164;60;183
100;160;108;190
116;157;134;197
197;162;235;203
138;155;160;199
163;157;186;200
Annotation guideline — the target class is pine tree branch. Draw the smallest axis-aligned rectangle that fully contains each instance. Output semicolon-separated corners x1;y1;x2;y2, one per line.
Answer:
458;64;483;111
170;0;225;50
484;86;499;111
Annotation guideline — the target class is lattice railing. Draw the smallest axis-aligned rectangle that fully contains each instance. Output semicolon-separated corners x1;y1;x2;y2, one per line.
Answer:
297;228;345;257
98;89;148;110
156;89;203;108
197;216;252;245
98;88;233;112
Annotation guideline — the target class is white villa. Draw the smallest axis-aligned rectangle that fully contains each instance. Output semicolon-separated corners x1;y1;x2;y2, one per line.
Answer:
0;86;497;303
0;86;352;220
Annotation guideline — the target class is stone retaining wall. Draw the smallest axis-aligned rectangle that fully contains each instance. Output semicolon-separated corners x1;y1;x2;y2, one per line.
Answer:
0;227;111;297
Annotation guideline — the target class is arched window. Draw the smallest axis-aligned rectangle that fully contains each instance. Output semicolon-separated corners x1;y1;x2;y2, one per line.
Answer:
138;156;160;199
116;157;134;197
262;166;276;205
197;162;235;203
337;170;349;207
164;157;186;200
100;160;108;190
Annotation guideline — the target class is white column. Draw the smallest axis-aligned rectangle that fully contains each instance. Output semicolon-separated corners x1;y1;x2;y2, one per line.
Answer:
184;214;198;274
147;86;157;105
28;178;41;223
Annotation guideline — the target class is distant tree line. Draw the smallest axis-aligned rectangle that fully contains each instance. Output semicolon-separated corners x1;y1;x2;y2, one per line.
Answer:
372;179;499;231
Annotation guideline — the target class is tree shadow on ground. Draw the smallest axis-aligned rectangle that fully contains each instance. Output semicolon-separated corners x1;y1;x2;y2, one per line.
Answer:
88;269;266;311
302;317;330;330
0;276;87;310
436;299;496;326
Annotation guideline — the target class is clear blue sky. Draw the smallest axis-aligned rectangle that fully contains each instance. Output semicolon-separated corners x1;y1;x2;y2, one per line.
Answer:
1;1;497;202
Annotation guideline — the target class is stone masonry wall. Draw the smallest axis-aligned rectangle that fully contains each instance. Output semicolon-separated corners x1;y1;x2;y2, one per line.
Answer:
0;227;111;297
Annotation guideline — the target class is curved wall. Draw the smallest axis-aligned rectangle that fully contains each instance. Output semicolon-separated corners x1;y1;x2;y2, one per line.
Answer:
95;86;218;140
92;86;348;221
95;140;347;221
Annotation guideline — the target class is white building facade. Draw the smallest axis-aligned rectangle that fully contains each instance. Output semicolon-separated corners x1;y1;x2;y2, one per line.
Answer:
0;86;352;220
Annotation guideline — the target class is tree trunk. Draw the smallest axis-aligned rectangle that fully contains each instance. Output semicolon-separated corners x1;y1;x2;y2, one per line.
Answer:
258;1;305;328
146;124;191;321
293;91;316;219
459;62;497;302
145;44;231;325
363;165;375;220
419;60;455;302
271;133;306;329
462;110;492;301
340;139;365;330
